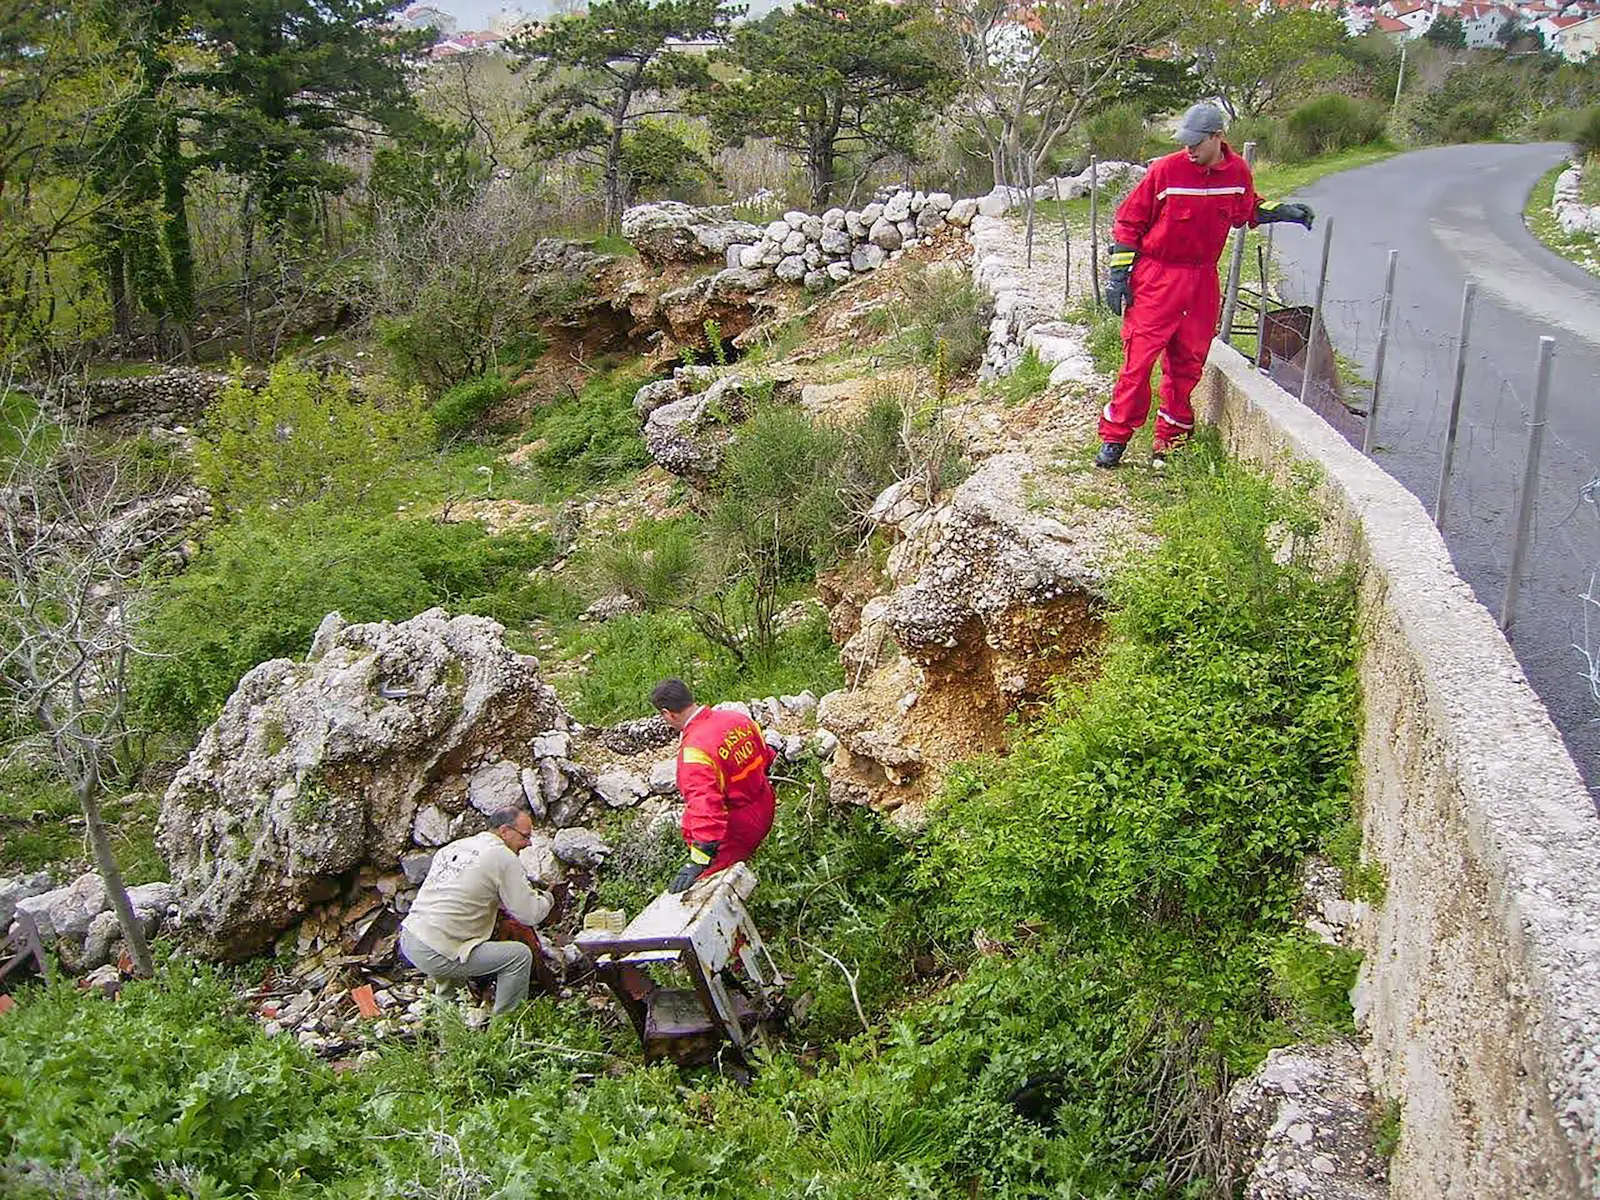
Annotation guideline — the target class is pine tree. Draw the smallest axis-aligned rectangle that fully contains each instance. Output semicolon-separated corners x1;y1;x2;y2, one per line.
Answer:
704;0;956;209
512;0;738;234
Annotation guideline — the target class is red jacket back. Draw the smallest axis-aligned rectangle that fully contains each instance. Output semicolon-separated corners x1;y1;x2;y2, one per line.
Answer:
676;706;777;846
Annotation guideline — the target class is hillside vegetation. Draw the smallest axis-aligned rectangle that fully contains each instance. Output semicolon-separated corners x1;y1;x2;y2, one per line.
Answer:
1;437;1362;1198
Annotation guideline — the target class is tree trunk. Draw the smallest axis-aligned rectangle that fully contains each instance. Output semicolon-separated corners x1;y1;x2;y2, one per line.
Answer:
77;769;154;978
604;110;628;235
157;113;195;361
106;243;132;340
241;193;257;361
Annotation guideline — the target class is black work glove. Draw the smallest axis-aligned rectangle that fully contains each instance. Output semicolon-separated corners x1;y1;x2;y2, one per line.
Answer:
1103;243;1136;315
1257;200;1314;230
667;840;720;893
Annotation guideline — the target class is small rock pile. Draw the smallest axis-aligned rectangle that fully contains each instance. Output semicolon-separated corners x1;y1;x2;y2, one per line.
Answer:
1225;1041;1390;1199
1;869;178;975
1553;162;1600;235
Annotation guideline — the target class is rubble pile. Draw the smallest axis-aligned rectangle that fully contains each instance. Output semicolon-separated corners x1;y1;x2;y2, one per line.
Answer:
1;870;179;974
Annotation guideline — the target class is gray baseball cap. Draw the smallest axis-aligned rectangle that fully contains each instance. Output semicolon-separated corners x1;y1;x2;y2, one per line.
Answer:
1175;103;1227;147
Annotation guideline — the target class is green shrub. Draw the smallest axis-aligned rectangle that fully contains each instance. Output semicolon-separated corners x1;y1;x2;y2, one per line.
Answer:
1083;103;1150;165
1227;115;1288;162
429;372;509;443
1572;108;1600;157
1283;94;1386;159
920;436;1357;942
520;363;654;492
195;360;430;516
874;263;994;374
133;513;557;742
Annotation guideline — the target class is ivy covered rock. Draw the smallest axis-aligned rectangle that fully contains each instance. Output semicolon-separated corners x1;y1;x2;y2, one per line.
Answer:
157;608;565;961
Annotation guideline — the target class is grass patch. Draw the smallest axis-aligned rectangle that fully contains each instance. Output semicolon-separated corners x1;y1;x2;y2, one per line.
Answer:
559;601;843;726
514;361;655;495
989;345;1053;404
1525;162;1600;279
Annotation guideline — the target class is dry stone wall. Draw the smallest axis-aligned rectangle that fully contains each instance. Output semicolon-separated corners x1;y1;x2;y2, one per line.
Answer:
1196;343;1600;1200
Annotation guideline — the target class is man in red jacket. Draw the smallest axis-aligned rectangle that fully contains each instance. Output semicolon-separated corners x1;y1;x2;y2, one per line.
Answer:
1096;103;1314;472
651;678;778;893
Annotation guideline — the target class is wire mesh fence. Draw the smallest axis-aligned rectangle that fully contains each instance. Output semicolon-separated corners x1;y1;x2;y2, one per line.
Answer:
1218;214;1600;788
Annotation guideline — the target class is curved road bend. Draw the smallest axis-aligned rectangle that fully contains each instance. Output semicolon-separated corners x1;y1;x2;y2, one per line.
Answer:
1271;143;1600;800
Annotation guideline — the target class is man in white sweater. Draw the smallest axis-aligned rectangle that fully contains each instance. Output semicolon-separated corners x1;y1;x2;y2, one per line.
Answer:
399;805;553;1017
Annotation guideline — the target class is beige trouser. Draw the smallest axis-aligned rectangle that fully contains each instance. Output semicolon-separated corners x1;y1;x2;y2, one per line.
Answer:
399;928;532;1016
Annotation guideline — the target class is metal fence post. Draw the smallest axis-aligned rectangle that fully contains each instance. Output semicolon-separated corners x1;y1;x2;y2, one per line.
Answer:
1432;281;1477;529
1219;141;1257;343
1299;217;1334;409
1089;155;1100;308
1362;249;1400;456
1255;226;1274;367
1500;336;1557;637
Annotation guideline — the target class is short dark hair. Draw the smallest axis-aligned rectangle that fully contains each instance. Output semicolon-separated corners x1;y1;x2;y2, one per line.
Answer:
487;806;529;831
650;677;694;712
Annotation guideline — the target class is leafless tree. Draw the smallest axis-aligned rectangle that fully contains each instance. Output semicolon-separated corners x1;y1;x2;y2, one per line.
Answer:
367;180;547;390
936;0;1174;188
0;399;188;977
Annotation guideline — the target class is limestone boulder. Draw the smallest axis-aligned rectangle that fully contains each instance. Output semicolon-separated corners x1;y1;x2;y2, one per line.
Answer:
621;201;762;265
15;873;108;939
157;608;564;960
0;871;54;931
820;455;1111;812
654;267;782;348
643;375;753;479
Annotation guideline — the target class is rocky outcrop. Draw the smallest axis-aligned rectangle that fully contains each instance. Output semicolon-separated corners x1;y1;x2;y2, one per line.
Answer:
819;455;1116;811
622;202;763;265
1224;1041;1389;1199
642;375;756;479
157;608;567;960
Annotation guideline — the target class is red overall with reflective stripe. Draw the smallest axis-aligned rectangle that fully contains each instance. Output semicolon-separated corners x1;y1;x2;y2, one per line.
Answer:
676;706;777;876
1100;144;1259;447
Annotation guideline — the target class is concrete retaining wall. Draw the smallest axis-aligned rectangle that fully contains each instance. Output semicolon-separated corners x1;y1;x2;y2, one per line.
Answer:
1197;343;1600;1199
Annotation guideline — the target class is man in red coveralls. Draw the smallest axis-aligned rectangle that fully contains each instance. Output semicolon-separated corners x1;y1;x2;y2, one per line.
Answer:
651;678;778;894
1096;103;1314;472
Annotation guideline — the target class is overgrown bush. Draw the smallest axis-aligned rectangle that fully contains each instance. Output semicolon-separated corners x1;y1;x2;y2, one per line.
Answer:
518;363;654;493
873;263;994;374
369;182;547;392
1283;94;1386;159
921;440;1357;940
195;361;429;516
429;372;510;443
132;514;557;742
1571;106;1600;157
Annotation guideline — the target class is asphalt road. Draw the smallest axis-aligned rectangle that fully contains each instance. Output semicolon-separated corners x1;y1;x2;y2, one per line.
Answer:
1271;143;1600;799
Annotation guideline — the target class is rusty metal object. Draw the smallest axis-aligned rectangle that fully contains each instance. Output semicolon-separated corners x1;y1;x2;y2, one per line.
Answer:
1244;300;1363;447
576;864;785;1066
0;911;50;990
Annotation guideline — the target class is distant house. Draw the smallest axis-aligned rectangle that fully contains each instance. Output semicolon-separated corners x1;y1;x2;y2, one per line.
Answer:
399;4;457;34
1549;10;1599;52
1372;11;1416;37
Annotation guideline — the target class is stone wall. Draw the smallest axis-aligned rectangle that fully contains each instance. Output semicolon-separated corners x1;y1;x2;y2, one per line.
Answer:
1196;343;1600;1199
1552;161;1600;236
